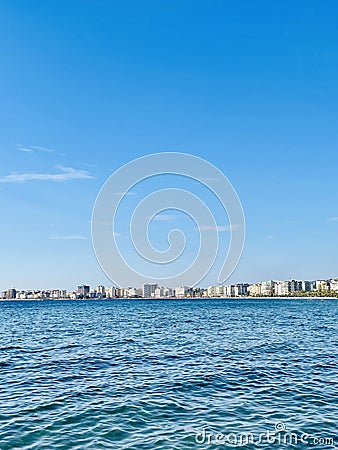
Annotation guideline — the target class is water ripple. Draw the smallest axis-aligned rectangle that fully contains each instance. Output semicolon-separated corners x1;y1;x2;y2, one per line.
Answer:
0;299;337;449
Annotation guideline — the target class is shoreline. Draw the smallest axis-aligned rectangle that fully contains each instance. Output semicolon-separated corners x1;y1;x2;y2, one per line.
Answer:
1;296;338;302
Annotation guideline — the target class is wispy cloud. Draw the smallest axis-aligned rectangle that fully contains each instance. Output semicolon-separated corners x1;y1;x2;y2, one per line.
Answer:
17;144;54;153
0;165;94;183
50;235;87;240
328;217;338;222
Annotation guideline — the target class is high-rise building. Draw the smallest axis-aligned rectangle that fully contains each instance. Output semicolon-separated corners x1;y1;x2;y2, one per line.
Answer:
289;280;302;293
301;281;312;292
77;284;90;297
51;289;61;299
224;285;234;297
163;287;173;297
105;286;117;298
6;288;17;299
275;281;290;296
261;280;276;296
234;283;249;297
142;283;158;298
97;285;105;295
330;279;338;291
154;287;163;298
207;286;215;297
249;283;262;297
315;280;329;291
175;286;189;298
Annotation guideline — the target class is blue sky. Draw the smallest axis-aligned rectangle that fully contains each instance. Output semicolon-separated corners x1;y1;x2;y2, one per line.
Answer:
1;0;337;290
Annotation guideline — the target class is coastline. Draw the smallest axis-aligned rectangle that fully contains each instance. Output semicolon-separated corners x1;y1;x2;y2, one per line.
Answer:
1;296;337;302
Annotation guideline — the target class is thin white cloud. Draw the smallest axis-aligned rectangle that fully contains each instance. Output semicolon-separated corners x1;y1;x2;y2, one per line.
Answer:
328;217;338;222
0;165;94;183
17;147;33;153
50;235;88;240
17;144;54;153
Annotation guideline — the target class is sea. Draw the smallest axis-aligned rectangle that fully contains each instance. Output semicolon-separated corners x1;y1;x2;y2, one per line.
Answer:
0;299;337;449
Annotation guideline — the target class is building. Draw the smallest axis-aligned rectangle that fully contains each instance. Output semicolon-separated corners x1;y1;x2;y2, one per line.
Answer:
142;283;158;298
77;284;90;297
97;285;105;295
175;286;189;298
222;284;247;297
261;280;275;296
289;280;302;293
163;287;174;297
234;283;249;297
208;285;224;297
224;285;234;297
315;280;329;292
330;279;338;291
124;287;141;298
154;287;174;298
301;281;312;292
105;286;118;298
6;289;17;299
51;289;63;299
207;286;216;297
210;285;225;297
249;283;261;297
275;281;290;296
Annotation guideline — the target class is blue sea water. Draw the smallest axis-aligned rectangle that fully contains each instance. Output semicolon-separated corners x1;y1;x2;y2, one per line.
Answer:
0;299;337;449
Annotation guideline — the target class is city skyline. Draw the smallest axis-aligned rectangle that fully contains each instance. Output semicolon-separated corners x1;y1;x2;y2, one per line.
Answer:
1;1;337;289
3;274;338;300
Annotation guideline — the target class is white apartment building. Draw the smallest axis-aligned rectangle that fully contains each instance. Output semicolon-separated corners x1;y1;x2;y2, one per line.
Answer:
275;281;290;296
175;286;189;298
249;283;261;296
330;279;338;291
315;280;329;291
260;280;275;296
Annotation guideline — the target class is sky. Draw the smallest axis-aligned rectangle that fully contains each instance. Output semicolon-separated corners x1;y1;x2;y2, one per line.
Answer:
0;0;337;290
